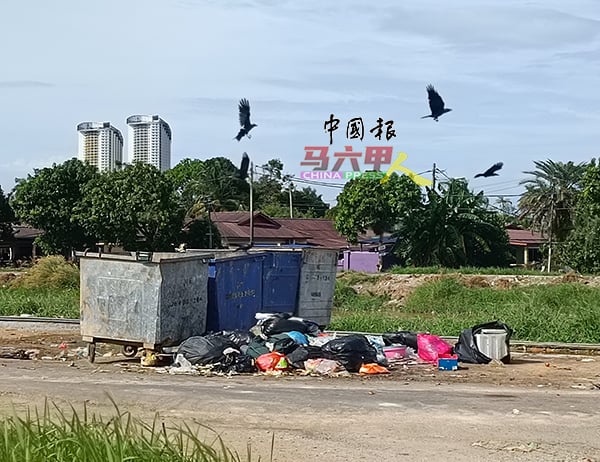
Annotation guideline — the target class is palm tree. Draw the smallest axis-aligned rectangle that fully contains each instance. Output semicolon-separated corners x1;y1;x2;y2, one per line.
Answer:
394;179;511;268
518;159;587;242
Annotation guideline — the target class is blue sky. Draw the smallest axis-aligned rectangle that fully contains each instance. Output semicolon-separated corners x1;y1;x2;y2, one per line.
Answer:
1;0;599;207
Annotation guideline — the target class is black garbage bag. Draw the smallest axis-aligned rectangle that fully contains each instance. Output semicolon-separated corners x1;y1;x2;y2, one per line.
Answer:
321;334;378;372
454;321;514;364
260;313;320;337
286;345;324;369
382;331;418;350
177;336;237;366
206;330;255;349
212;353;257;374
245;333;300;359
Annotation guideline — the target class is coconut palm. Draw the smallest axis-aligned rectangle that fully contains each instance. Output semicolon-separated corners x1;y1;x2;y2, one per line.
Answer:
518;159;588;242
394;179;512;268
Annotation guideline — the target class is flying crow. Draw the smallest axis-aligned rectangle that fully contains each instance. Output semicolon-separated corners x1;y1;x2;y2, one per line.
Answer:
236;152;250;180
421;84;452;122
234;98;257;141
475;162;503;178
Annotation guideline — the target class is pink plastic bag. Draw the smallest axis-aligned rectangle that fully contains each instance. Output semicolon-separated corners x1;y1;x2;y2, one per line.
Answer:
417;334;453;364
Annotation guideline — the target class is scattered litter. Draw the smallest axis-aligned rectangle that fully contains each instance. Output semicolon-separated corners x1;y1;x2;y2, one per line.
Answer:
581;358;595;363
437;354;458;371
417;334;453;364
512;409;521;415
571;384;588;390
359;363;390;375
304;359;341;375
256;352;288;372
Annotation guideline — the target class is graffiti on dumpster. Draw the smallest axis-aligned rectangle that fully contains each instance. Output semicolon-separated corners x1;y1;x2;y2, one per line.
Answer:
305;273;331;282
225;289;256;300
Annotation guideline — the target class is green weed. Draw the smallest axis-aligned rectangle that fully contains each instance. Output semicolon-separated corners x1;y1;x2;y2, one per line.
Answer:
0;396;269;462
330;278;600;343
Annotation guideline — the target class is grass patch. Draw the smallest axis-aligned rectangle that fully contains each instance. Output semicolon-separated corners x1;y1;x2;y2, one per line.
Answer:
387;265;563;276
0;256;80;318
330;277;600;343
0;287;79;318
0;396;268;462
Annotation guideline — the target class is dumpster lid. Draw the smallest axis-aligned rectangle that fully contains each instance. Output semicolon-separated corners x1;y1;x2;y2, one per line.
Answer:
75;251;215;263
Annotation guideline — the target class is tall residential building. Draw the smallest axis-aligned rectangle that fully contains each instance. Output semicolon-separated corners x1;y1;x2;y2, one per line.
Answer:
77;122;124;172
126;115;172;172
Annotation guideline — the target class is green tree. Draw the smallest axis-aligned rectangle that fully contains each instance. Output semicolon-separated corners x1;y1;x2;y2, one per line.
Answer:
11;158;100;255
394;178;513;268
334;173;422;243
199;157;249;211
246;159;331;218
0;186;15;242
76;163;184;251
164;158;205;217
254;159;291;211
289;186;330;218
556;159;600;273
180;218;222;249
518;159;588;242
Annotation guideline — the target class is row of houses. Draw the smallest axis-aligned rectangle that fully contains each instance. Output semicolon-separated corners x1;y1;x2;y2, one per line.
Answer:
0;213;545;269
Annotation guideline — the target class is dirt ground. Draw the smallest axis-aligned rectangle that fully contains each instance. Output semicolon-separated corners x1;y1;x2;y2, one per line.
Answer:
2;327;600;461
338;272;600;305
1;327;600;391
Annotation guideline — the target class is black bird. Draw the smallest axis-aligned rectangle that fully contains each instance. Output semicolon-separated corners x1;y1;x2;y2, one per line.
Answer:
236;152;250;180
234;98;257;141
421;84;452;122
475;162;503;178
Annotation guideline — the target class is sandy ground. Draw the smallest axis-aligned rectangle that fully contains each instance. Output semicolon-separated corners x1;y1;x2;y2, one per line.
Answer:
2;326;600;390
1;327;600;461
338;271;600;305
0;352;599;461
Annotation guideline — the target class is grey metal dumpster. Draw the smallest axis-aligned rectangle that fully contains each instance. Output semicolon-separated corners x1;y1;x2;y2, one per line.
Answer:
79;251;211;362
296;248;338;328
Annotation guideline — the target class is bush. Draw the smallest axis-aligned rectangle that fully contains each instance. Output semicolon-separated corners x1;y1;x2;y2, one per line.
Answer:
9;255;80;290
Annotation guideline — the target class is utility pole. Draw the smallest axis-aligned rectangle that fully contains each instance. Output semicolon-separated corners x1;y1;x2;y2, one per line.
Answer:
207;197;213;249
432;163;437;191
249;161;254;246
288;182;293;218
547;192;554;272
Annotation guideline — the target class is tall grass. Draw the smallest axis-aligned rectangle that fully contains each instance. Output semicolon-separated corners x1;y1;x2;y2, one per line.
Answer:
8;256;80;290
0;396;269;462
330;277;600;343
0;256;80;318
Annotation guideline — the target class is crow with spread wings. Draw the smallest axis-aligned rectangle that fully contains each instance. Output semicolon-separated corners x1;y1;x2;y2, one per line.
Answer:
474;162;503;178
234;98;257;141
421;84;452;122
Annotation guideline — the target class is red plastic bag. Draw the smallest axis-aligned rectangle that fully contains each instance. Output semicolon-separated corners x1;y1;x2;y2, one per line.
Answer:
256;352;289;372
417;334;453;364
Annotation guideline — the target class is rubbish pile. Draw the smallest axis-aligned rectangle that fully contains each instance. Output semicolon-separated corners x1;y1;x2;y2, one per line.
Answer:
160;314;514;377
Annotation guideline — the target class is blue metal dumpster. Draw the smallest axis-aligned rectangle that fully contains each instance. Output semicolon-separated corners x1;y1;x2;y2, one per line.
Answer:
205;253;265;332
261;251;302;314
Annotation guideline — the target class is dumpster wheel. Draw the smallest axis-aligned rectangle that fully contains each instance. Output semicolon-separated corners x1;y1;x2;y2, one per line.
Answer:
87;342;96;364
122;345;138;358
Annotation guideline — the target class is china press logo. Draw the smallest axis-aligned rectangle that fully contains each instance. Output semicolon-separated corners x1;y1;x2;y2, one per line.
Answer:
298;113;433;187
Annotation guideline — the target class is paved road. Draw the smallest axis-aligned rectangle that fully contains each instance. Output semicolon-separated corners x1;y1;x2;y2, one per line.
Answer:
0;359;599;461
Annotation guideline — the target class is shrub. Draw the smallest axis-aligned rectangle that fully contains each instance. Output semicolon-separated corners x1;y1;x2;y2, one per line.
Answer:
9;255;80;290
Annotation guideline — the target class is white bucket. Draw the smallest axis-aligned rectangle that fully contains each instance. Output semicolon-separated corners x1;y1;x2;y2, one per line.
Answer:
475;329;508;360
